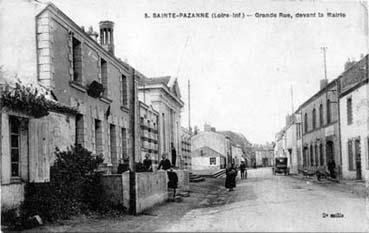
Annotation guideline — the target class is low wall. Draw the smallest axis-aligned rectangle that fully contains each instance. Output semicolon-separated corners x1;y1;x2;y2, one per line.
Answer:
100;171;130;209
176;169;190;192
1;182;25;212
101;169;190;214
135;171;168;213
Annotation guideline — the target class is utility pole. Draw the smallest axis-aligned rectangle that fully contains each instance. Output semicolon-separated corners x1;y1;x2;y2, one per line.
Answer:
321;47;328;81
290;85;294;114
188;79;191;132
129;68;137;215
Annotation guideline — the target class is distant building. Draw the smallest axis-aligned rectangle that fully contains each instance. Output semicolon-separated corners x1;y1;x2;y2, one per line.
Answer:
191;125;232;174
191;146;226;173
339;55;369;181
231;144;244;167
253;143;274;167
181;127;192;170
137;75;184;167
138;101;159;165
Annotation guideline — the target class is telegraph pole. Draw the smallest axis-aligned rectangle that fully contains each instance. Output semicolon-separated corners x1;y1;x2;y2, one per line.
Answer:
188;79;191;132
290;85;294;114
321;47;328;81
129;68;137;215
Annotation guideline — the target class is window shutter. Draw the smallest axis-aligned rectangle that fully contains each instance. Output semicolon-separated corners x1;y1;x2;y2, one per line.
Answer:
67;32;73;80
348;140;353;171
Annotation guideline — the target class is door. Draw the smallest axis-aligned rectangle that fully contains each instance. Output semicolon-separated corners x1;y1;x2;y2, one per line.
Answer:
354;139;362;180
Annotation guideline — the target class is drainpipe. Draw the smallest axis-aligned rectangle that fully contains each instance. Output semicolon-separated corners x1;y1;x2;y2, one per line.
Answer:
337;78;343;180
129;68;137;215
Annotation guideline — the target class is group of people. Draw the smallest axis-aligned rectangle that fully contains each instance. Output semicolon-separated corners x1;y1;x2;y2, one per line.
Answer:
225;161;247;191
143;153;178;198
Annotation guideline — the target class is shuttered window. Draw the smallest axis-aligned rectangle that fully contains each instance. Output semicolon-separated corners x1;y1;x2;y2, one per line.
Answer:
9;117;20;177
347;97;353;125
348;140;354;170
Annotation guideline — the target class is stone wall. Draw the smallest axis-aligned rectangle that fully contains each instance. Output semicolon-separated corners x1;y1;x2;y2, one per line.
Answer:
1;183;25;211
100;172;130;208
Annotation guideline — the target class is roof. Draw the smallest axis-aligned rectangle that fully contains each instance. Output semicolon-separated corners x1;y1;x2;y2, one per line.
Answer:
139;76;171;86
193;146;226;158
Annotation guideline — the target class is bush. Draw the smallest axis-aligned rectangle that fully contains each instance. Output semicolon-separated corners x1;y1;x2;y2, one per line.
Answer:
19;144;105;223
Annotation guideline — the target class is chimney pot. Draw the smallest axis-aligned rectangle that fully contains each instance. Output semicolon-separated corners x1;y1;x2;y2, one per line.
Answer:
99;20;115;55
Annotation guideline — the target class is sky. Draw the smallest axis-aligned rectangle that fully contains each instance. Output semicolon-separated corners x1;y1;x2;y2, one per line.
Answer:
48;0;367;144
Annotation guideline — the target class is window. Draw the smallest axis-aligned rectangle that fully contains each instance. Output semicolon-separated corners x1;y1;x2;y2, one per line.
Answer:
121;128;127;161
95;119;103;155
327;99;331;124
100;58;108;96
121;75;128;107
110;124;117;165
72;37;82;82
200;150;205;156
310;145;314;166
314;144;318;166
319;104;323;127
319;144;324;166
304;113;308;133
9;116;20;177
312;109;316;129
210;157;216;165
347;97;353;125
348;140;354;170
75;114;84;146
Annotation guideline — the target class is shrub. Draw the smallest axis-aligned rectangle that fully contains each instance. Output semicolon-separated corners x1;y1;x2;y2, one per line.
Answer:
19;144;105;223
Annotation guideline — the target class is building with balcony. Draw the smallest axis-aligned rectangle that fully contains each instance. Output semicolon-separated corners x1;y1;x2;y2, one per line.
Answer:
181;127;192;170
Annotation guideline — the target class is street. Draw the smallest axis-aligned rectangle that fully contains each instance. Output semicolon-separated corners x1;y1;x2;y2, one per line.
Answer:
21;168;369;232
162;168;369;232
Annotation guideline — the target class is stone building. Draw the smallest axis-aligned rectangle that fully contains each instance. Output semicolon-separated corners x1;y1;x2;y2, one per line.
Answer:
138;101;159;165
137;76;184;167
284;114;302;173
191;146;226;173
231;144;244;167
253;143;274;167
300;78;341;178
1;0;136;210
191;125;232;173
181;127;192;170
339;55;369;181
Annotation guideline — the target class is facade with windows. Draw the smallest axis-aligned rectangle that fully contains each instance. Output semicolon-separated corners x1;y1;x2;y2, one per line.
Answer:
191;146;226;173
181;127;192;170
339;55;369;181
137;75;184;167
138;101;159;165
254;143;274;167
300;78;341;177
1;1;136;210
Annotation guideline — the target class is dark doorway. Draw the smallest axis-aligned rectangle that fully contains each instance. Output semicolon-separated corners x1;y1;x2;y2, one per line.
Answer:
355;138;362;180
326;141;334;163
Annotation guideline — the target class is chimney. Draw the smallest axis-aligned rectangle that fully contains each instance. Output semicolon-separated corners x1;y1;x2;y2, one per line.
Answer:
344;58;356;71
87;26;98;42
99;21;114;55
320;79;328;90
204;123;211;132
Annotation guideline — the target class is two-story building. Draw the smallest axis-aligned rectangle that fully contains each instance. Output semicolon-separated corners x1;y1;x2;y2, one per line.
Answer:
339;55;369;181
1;0;136;210
300;78;341;178
137;76;184;167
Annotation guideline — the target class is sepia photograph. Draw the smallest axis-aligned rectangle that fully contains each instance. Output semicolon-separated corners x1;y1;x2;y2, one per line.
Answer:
0;0;368;232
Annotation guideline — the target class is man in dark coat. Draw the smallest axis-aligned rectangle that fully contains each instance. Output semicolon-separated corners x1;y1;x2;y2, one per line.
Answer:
225;163;237;191
240;161;246;179
167;167;178;198
143;153;152;172
171;143;177;167
158;153;171;170
327;159;336;179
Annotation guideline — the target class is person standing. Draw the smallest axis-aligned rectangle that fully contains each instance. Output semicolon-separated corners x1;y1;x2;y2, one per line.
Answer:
327;159;336;179
143;153;153;172
158;153;171;170
171;143;177;167
225;163;237;191
167;167;178;199
240;161;246;179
